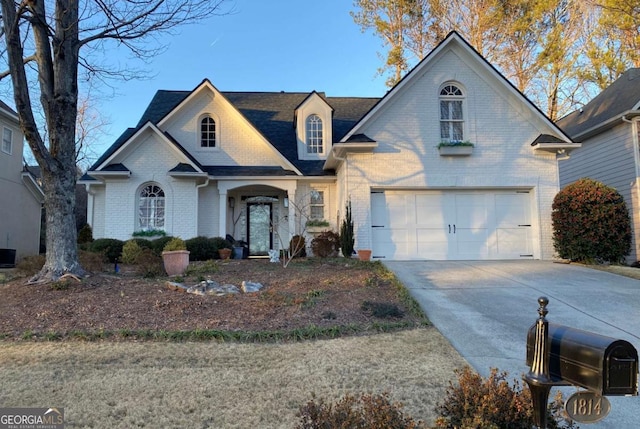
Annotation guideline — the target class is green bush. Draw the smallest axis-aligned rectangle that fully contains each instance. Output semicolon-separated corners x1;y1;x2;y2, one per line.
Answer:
185;236;231;261
90;238;124;263
340;200;355;258
311;231;340;258
552;178;631;263
433;366;577;429
289;235;306;258
134;248;164;278
297;392;426;429
163;237;187;252
121;240;143;264
77;223;94;244
150;236;175;255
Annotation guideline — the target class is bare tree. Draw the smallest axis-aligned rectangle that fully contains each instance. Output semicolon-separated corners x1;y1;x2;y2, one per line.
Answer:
0;0;230;282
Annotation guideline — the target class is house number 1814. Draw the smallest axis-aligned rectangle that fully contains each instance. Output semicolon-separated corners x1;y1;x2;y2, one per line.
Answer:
565;391;611;423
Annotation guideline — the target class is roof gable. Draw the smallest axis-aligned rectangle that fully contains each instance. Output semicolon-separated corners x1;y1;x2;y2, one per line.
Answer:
557;68;640;139
94;122;204;174
342;31;571;144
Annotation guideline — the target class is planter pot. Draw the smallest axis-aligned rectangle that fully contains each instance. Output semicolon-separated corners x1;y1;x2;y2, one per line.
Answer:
357;249;372;261
218;248;232;260
162;250;190;276
438;145;473;156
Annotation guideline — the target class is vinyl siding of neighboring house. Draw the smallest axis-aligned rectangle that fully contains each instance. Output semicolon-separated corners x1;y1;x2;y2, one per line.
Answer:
558;122;640;261
0;106;43;262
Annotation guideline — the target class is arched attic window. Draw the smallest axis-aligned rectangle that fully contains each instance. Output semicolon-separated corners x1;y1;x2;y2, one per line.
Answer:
439;84;465;143
138;183;165;231
200;115;216;147
306;114;323;154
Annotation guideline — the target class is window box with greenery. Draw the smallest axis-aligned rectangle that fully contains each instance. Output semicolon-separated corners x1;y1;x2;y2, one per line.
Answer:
306;219;330;233
161;237;190;276
132;229;166;239
437;141;474;156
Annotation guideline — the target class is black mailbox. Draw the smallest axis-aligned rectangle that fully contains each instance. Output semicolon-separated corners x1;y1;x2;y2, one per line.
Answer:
527;323;638;396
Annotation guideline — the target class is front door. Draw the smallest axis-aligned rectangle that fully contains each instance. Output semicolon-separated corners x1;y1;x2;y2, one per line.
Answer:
247;203;272;256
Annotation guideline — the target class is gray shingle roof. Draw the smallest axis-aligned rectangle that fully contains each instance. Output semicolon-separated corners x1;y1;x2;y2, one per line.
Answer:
89;86;379;177
557;68;640;138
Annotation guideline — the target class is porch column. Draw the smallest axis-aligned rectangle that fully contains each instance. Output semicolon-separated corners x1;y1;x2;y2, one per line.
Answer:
218;190;227;238
288;190;296;241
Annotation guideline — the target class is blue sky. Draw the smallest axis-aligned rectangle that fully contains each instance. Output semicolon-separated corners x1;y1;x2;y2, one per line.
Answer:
88;1;388;162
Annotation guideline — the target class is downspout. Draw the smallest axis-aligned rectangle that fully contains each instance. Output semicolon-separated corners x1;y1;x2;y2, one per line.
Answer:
623;115;640;262
85;183;95;231
195;176;210;237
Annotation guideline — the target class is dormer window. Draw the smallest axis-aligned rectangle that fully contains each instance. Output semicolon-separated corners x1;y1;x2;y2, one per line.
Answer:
439;84;464;142
200;115;216;147
306;114;323;154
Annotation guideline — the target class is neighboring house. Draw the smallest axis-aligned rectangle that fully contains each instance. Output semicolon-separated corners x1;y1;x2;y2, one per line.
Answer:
557;68;640;262
0;100;44;266
82;32;579;261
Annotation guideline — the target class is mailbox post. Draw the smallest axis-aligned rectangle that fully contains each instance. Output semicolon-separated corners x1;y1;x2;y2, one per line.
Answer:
524;297;638;428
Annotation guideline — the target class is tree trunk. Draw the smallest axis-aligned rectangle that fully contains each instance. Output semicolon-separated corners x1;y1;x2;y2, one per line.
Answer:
32;162;86;283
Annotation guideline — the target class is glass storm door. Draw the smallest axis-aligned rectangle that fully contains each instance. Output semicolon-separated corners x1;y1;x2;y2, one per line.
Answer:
248;203;272;256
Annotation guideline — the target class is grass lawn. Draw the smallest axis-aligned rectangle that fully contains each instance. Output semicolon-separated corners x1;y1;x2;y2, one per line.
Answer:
0;328;466;428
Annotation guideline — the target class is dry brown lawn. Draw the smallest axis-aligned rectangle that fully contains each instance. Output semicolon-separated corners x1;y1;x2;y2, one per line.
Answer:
0;329;465;428
0;258;468;428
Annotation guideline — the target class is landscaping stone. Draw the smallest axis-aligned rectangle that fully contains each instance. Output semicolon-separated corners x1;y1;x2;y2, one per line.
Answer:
241;281;263;293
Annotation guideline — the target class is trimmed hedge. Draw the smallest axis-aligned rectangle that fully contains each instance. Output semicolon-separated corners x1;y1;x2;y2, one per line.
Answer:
89;238;124;263
552;178;631;262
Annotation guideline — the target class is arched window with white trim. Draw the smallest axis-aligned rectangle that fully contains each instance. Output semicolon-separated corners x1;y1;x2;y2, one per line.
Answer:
439;84;465;142
306;114;323;153
138;183;165;231
200;115;216;147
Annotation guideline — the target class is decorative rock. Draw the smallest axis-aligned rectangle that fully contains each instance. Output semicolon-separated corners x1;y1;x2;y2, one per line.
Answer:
268;249;280;263
207;283;240;296
166;281;189;292
241;281;263;293
187;283;207;296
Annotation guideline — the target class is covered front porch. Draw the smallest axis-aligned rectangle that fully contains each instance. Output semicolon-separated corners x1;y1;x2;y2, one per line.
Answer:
216;180;298;257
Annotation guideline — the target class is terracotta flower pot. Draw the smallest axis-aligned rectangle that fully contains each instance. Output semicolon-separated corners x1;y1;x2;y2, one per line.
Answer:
357;249;372;261
162;250;190;276
218;248;232;260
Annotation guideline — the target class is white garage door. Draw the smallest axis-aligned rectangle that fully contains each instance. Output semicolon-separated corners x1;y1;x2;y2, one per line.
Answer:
371;190;534;260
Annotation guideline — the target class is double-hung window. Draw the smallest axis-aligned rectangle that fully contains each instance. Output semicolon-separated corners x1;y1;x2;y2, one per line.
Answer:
439;84;464;142
1;127;12;154
139;184;165;231
309;189;325;220
306;114;323;154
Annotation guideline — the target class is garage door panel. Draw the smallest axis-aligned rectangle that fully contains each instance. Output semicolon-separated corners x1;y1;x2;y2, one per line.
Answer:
494;193;531;228
454;194;489;229
371;190;534;260
454;228;489;259
373;228;411;259
415;194;450;227
416;227;449;259
495;228;533;257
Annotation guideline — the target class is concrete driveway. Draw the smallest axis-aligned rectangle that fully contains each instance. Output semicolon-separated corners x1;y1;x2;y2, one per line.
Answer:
384;260;640;429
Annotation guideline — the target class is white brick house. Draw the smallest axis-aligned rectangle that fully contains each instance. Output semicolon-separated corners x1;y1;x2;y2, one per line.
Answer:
82;32;578;260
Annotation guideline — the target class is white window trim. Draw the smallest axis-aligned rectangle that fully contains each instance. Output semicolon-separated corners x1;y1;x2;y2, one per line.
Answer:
306;114;324;155
1;127;13;155
196;112;220;151
137;183;166;232
439;83;466;143
309;186;328;221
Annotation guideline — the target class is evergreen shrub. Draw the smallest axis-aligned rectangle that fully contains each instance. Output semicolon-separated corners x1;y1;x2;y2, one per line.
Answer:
552;178;631;262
